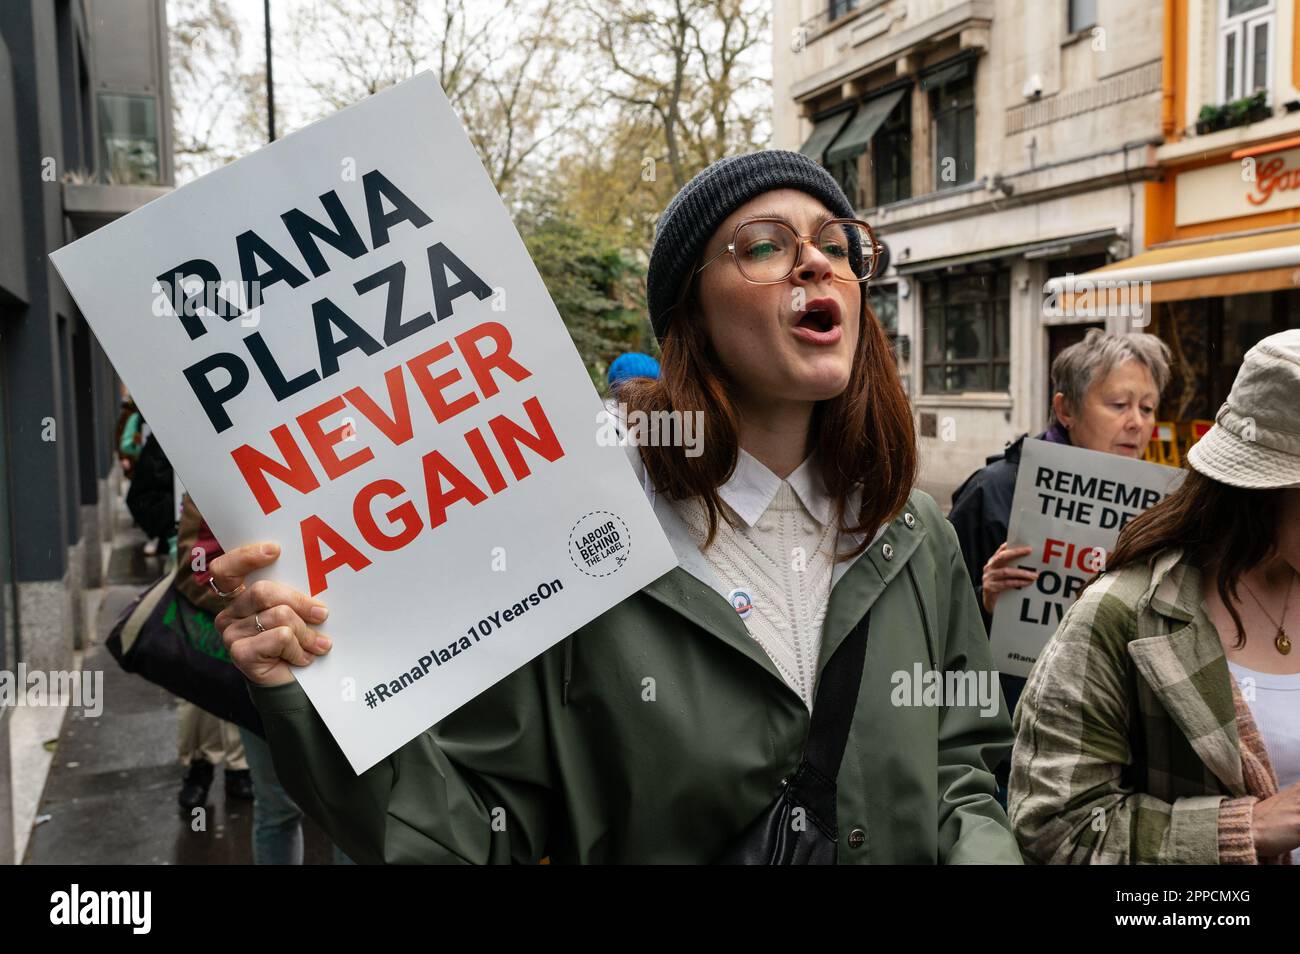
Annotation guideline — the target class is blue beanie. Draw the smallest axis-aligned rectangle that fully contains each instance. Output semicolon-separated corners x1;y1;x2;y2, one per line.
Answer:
607;352;661;388
645;149;855;342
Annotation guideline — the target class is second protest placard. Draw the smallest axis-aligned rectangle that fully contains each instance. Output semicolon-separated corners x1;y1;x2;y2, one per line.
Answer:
990;439;1185;678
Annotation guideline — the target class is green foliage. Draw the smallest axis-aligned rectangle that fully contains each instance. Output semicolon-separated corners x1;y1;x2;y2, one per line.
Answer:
517;202;653;388
1197;90;1269;133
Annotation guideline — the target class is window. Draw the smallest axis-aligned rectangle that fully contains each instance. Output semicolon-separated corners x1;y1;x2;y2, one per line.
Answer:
1046;254;1106;411
824;88;907;209
869;283;905;367
97;92;160;185
1068;0;1098;33
921;268;1010;394
1220;0;1273;103
1046;252;1107;284
870;283;899;337
827;156;862;209
928;67;975;190
807;107;856;203
829;0;856;21
874;93;911;206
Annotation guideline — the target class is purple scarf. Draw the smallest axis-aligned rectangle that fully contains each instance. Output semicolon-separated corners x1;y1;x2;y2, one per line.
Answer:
1042;421;1072;445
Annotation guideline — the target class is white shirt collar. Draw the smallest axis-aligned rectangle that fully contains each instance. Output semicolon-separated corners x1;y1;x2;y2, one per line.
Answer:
623;440;886;597
718;448;834;528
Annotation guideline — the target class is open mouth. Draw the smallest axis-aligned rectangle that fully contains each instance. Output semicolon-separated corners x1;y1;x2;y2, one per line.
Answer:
791;297;843;344
797;309;835;332
795;297;841;332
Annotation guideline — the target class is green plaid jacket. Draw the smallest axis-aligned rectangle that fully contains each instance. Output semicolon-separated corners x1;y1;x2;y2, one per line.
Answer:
1009;549;1249;864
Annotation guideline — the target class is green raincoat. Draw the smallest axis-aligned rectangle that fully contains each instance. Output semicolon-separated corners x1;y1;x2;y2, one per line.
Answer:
249;448;1021;864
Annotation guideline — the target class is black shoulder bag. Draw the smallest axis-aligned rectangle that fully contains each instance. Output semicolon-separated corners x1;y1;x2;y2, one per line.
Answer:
716;611;871;864
106;570;265;737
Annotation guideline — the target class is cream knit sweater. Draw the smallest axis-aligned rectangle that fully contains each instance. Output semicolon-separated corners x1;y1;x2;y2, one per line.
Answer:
673;481;838;710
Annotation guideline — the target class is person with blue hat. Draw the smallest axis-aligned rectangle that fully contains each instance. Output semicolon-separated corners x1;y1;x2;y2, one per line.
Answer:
606;351;660;390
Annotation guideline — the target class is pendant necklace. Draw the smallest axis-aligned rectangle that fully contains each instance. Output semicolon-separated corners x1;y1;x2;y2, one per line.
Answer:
1241;569;1297;656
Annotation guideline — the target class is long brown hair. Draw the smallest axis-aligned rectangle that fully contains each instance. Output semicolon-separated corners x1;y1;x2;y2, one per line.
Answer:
617;268;916;560
1102;469;1285;646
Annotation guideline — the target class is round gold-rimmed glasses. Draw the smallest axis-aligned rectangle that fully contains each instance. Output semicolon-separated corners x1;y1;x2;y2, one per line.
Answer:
695;217;882;285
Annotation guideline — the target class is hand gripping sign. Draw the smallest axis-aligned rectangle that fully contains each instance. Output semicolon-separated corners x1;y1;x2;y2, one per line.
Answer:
51;73;677;773
989;439;1185;679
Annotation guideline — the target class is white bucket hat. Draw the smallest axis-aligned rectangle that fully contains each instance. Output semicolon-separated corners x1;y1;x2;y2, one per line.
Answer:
1187;329;1300;489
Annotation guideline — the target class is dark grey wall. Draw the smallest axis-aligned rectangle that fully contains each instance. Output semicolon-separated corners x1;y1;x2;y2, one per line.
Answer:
0;0;171;586
0;36;28;306
1;0;76;582
55;0;94;177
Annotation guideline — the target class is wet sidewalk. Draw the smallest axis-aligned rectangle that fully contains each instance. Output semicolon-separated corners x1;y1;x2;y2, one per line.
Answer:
22;506;336;864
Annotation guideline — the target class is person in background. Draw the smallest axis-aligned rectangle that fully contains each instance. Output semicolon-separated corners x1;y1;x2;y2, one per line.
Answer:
948;330;1172;724
178;494;352;864
175;702;251;808
602;351;662;440
115;396;142;479
125;420;176;558
1010;330;1300;864
606;351;660;391
172;494;254;810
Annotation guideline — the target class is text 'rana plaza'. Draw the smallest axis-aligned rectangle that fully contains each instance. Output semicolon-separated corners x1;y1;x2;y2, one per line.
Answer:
157;170;567;595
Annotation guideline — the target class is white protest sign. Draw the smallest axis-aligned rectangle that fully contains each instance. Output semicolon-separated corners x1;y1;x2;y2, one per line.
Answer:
989;439;1185;678
51;72;678;773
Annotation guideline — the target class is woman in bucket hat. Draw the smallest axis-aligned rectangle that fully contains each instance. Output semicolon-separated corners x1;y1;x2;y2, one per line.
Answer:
1010;329;1300;864
208;150;1020;863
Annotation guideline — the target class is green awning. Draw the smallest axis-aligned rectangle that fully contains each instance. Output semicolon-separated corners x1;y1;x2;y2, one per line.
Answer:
896;229;1117;275
919;56;971;92
798;109;852;163
825;88;907;166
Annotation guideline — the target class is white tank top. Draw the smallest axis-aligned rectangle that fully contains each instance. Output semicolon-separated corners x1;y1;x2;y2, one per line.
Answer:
1228;661;1300;863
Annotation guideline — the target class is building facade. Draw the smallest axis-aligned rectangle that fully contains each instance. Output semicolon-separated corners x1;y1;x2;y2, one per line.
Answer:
773;0;1167;502
0;0;172;862
1078;0;1300;434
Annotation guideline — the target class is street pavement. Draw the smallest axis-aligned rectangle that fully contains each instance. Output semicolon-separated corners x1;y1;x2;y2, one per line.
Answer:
22;511;337;864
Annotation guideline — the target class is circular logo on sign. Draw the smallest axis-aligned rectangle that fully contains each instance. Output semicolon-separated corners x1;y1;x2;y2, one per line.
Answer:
728;588;754;619
568;511;631;578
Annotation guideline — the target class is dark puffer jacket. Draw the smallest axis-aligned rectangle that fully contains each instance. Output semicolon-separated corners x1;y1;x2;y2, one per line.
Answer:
125;433;175;542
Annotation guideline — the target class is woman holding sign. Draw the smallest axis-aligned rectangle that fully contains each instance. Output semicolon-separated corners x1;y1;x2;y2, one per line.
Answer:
1010;330;1300;864
211;151;1020;864
950;330;1172;633
948;330;1170;802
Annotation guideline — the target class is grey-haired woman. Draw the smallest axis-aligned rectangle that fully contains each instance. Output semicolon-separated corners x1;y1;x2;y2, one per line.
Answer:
947;329;1172;769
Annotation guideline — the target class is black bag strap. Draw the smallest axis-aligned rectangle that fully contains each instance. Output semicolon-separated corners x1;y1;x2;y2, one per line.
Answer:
802;610;871;782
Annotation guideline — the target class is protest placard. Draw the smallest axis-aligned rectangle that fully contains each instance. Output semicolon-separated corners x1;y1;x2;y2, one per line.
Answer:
989;439;1185;678
50;72;678;773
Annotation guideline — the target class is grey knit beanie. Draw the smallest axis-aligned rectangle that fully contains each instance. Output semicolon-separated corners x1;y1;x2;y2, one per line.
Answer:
646;149;856;342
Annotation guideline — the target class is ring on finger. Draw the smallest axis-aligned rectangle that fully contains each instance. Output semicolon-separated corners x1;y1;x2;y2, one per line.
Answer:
255;612;266;634
210;579;245;600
